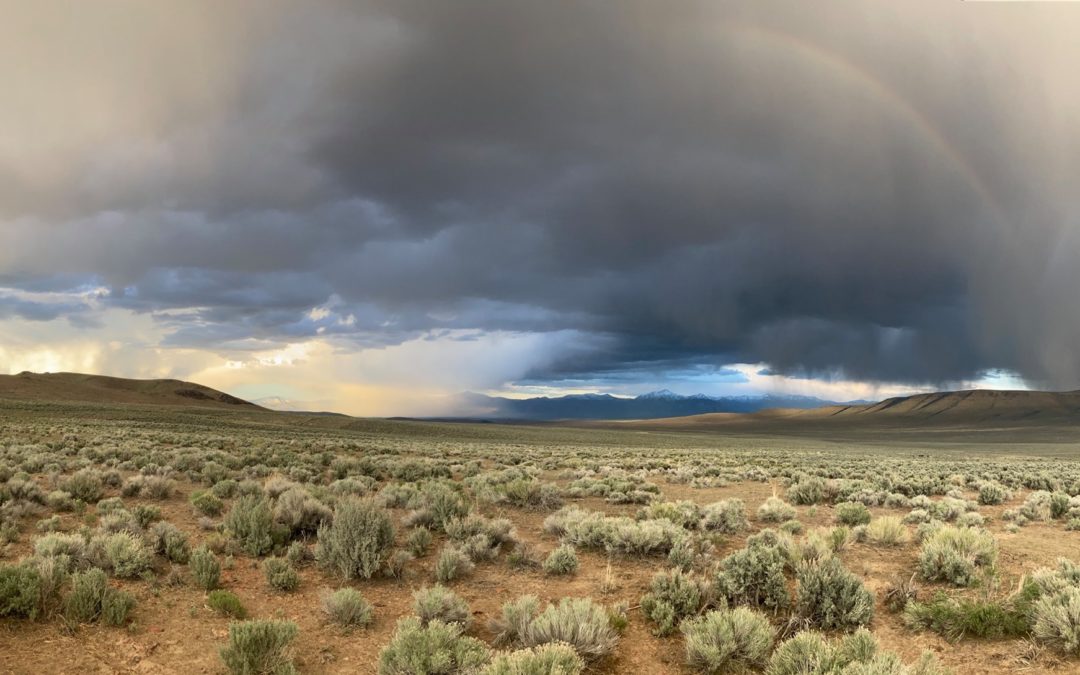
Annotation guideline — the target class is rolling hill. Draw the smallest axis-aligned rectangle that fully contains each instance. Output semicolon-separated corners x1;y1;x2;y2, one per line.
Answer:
821;389;1080;420
0;372;262;410
597;388;1080;433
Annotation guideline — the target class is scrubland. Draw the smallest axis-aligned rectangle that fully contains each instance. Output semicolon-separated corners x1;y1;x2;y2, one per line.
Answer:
2;400;1080;674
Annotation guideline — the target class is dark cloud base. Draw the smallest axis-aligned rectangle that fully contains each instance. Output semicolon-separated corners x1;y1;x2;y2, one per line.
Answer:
2;1;1079;389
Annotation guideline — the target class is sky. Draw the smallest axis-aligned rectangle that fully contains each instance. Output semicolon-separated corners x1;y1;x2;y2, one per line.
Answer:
1;1;1079;416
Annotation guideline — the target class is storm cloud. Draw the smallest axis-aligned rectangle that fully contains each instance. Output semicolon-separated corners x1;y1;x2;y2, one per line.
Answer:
2;0;1080;390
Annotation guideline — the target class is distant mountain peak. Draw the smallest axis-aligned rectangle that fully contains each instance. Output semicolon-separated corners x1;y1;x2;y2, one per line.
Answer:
637;389;681;400
562;392;617;401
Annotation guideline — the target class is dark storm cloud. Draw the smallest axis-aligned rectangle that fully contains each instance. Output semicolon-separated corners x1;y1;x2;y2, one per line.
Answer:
2;1;1080;387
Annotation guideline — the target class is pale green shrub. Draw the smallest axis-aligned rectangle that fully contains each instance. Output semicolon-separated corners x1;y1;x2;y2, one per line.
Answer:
758;497;797;523
190;546;221;590
834;502;871;526
316;499;395;581
714;535;790;612
681;607;775;673
435;545;475;583
322;588;373;629
480;643;584;675
414;585;471;626
0;563;43;619
917;525;997;586
641;568;709;636
794;557;874;630
543;545;579;576
520;598;619;660
225;495;275;557
700;499;748;533
219;619;298;675
263;558;299;592
377;617;490;675
96;531;152;578
491;595;541;646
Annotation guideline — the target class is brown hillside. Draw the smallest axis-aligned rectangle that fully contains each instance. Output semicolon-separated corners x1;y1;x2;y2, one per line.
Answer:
824;389;1080;419
587;389;1080;434
0;372;262;410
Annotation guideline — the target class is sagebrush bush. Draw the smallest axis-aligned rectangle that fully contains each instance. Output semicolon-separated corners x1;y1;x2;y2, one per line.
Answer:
316;499;395;581
1033;587;1080;655
956;512;985;529
219;619;299;675
757;497;797;523
641;568;709;636
668;533;715;572
225;495;275;557
904;509;932;525
124;475;175;500
787;477;826;505
700;499;749;533
377;617;490;675
150;521;191;564
208;590;247;618
425;485;471;532
46;490;74;511
191;490;224;517
519;597;619;660
64;567;109;623
834;502;871;526
681;607;775;674
263;557;300;592
480;643;585;675
407;527;433;557
132;504;161;529
96;531;152;578
102;587;136;626
928;497;970;523
491;595;541;646
62;469;104;503
322;588;373;629
273;487;332;539
0;563;43;619
494;479;563;512
213;479;240;499
643;500;703;528
435;544;475;583
977;482;1010;506
543;544;579;576
918;525;997;586
33;532;87;563
765;629;948;675
28;553;67;613
190;546;221;590
794;557;875;630
445;514;516;548
714;535;790;612
384;549;413;579
414;585;471;626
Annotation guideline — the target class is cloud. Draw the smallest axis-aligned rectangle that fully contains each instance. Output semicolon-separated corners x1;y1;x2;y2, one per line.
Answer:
1;1;1079;397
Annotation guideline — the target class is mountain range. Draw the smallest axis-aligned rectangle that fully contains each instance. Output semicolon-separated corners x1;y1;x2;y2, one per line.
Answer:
456;389;856;420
